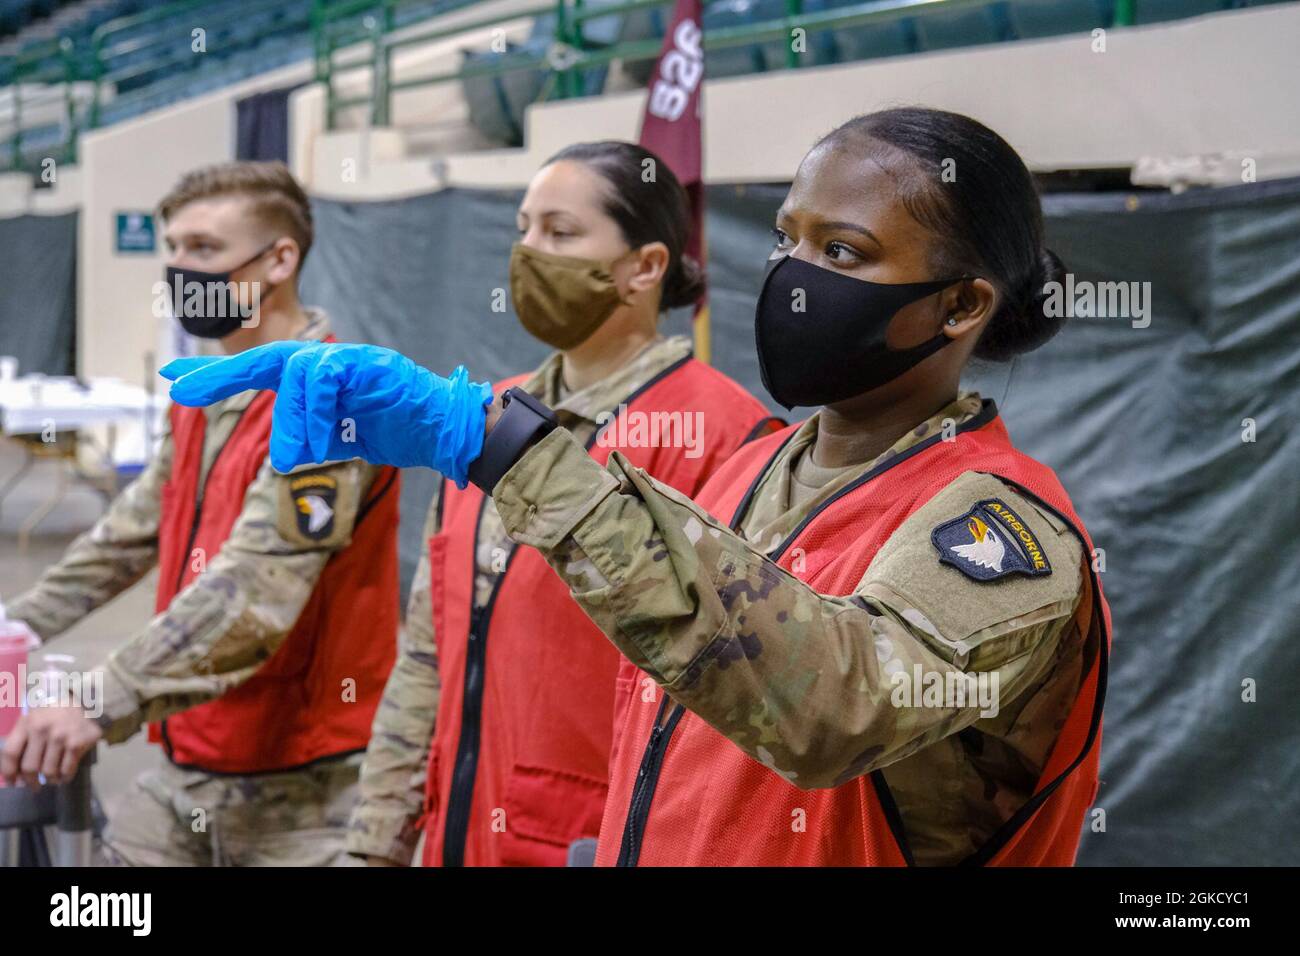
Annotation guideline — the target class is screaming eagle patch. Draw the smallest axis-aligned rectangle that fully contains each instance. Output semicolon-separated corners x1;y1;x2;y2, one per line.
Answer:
289;473;338;541
931;498;1052;582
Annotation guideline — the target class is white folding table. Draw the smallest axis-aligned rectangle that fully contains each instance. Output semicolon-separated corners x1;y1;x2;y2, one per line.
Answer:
0;376;168;549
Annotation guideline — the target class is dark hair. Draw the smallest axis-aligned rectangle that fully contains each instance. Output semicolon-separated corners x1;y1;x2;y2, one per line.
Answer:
544;140;706;310
818;108;1067;361
159;160;313;268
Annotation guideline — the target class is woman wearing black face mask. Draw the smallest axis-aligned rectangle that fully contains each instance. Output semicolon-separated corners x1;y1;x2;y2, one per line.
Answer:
165;109;1110;867
344;141;780;867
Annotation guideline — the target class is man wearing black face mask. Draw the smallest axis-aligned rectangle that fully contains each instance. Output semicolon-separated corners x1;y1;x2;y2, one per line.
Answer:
159;167;302;349
3;161;402;866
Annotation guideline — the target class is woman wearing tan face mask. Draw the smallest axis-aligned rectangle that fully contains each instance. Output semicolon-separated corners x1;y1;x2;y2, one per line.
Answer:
347;141;782;867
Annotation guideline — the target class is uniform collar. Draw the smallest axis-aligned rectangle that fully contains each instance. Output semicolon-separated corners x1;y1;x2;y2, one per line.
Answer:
521;334;693;427
784;390;985;469
743;390;986;552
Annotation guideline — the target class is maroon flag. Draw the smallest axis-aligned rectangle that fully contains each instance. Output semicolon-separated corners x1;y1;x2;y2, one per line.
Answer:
637;0;710;357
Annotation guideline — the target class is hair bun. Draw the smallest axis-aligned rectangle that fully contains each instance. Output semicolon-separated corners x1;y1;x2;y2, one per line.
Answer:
1024;246;1069;349
662;253;707;310
974;247;1069;361
1033;247;1067;298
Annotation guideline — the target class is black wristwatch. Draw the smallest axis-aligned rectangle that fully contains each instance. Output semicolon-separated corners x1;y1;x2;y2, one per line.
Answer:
467;386;559;492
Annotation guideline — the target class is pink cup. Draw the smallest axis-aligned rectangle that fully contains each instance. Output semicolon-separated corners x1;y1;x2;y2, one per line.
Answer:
0;621;38;737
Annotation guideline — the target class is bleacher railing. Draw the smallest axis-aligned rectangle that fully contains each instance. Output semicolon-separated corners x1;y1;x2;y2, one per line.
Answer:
3;34;80;170
312;0;508;128
0;0;1216;173
314;0;1141;132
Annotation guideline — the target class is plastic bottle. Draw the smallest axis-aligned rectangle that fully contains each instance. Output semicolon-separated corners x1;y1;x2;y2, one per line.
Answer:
0;600;39;737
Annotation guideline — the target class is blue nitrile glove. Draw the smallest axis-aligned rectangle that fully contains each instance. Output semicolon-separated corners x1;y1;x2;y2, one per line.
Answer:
159;341;494;487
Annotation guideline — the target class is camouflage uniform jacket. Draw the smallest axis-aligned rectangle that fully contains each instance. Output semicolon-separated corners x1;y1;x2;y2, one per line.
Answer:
347;334;699;863
8;310;386;746
487;391;1090;865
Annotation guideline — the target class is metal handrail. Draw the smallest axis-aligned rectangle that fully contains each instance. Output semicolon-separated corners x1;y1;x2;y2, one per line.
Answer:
0;740;96;868
323;0;1148;131
314;0;492;125
3;36;82;169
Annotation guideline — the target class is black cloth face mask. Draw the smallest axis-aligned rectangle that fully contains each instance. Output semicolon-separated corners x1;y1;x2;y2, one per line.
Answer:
166;242;276;339
754;254;964;409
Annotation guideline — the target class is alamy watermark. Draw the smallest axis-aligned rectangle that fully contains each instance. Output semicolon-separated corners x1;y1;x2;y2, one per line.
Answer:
595;405;705;459
1042;273;1151;328
151;276;262;327
0;665;104;718
50;886;151;936
890;663;1000;719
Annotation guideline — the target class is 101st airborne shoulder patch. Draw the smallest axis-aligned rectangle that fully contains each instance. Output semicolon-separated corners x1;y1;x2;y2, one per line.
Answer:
930;498;1052;582
289;473;338;541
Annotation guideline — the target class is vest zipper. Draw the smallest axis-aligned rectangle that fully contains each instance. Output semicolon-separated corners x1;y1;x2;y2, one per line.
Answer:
174;516;203;597
170;396;260;594
440;357;694;866
615;696;685;867
440;545;516;867
160;407;245;761
608;401;1003;864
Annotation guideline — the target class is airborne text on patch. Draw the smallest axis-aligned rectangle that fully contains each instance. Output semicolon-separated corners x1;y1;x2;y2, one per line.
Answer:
930;497;1052;583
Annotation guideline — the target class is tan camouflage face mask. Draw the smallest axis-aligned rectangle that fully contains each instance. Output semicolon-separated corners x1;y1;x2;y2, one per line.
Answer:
509;242;634;350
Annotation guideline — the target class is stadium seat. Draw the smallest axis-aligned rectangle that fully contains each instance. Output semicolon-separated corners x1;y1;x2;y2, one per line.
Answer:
460;2;630;147
616;5;667;85
462;40;548;146
912;2;1012;50
5;0;1298;174
702;0;768;80
1132;0;1231;24
758;0;838;71
1007;0;1113;38
828;1;918;64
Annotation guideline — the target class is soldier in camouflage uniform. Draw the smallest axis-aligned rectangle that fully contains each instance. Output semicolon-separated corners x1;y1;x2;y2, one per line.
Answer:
1;162;396;866
490;392;1093;864
346;142;777;866
473;110;1106;865
346;335;689;864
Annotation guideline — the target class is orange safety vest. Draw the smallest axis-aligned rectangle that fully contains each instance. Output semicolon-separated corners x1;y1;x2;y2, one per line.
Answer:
596;399;1110;866
149;387;401;774
419;355;782;866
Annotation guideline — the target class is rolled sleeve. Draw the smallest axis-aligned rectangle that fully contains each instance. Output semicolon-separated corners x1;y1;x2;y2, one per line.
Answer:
88;458;376;743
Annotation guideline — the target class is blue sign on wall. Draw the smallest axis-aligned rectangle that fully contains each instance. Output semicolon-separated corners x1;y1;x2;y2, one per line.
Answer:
115;212;156;253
